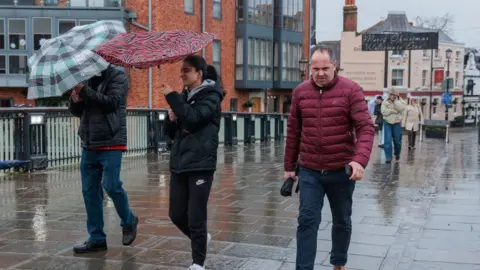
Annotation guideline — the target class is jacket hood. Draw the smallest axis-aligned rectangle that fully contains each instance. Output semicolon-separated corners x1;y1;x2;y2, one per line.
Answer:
187;79;223;102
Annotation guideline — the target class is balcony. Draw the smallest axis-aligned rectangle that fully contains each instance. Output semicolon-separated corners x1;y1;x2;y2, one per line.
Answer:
0;0;121;7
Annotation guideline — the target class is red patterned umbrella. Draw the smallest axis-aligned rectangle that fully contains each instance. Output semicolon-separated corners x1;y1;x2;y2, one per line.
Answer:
93;30;216;69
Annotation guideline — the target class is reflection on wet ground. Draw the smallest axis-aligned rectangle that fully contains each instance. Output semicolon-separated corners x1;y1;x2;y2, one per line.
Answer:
0;129;479;269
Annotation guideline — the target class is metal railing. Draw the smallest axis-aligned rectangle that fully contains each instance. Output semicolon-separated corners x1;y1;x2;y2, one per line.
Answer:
0;107;288;170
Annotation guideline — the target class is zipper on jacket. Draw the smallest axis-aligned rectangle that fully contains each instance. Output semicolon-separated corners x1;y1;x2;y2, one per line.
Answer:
318;89;323;168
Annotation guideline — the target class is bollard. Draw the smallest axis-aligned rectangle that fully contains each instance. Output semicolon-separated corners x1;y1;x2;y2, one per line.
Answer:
274;116;281;140
260;115;267;142
232;113;238;145
224;114;235;146
266;115;272;141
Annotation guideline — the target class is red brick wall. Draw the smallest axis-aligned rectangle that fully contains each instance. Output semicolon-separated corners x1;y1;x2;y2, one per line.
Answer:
0;87;36;106
124;0;246;111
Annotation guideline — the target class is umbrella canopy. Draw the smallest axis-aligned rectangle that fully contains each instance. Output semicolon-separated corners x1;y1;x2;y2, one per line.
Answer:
93;30;216;69
27;20;126;99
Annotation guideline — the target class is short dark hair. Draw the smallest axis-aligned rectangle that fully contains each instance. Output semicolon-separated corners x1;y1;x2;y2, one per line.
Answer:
376;96;383;100
184;55;207;80
311;45;334;62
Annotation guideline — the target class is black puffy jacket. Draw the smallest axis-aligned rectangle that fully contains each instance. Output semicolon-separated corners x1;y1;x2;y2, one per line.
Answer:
68;67;128;149
164;79;223;173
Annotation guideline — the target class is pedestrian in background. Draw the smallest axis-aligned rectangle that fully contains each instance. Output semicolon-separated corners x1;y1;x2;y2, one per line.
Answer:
161;56;223;270
68;66;139;254
402;97;424;150
373;95;384;148
381;89;407;163
284;46;374;270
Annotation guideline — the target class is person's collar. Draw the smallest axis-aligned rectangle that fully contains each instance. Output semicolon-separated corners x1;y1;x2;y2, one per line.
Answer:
310;75;339;91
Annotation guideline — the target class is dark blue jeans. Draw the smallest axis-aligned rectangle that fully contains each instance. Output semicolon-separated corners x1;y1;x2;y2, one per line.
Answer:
296;166;356;269
80;149;134;243
383;122;402;161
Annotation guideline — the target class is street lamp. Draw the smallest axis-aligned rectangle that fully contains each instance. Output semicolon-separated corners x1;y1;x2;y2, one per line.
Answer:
445;48;452;121
299;56;308;80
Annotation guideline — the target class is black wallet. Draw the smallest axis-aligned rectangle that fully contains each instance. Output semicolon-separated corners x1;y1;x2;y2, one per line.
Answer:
280;177;299;197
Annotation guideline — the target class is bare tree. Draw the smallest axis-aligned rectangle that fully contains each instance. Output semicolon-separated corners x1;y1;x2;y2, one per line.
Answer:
415;13;455;35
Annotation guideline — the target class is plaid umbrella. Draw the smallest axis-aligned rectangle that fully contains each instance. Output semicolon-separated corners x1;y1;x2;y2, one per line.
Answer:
27;20;126;99
93;30;216;69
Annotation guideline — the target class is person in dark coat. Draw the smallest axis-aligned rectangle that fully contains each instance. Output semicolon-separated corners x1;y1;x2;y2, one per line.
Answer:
374;95;384;148
68;66;138;254
160;56;223;270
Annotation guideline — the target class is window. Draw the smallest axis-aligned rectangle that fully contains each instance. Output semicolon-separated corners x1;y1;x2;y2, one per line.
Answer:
184;0;194;14
434;49;439;58
33;18;52;51
391;69;404;87
235;38;243;80
455;72;460;87
212;40;221;75
423;50;428;57
246;0;274;26
8;19;26;50
247;37;272;81
236;0;244;22
392;50;403;56
281;42;303;81
79;20;97;26
456;51;461;60
422;70;428;87
44;0;58;5
58;20;76;35
0;56;5;74
213;0;221;19
0;20;4;50
9;55;28;74
282;0;303;31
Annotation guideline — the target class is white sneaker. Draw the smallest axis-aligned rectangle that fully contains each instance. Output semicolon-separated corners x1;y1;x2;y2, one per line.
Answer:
189;264;205;270
207;233;211;246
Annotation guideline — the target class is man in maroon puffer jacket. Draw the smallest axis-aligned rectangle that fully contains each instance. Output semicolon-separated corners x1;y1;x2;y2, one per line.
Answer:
284;46;374;270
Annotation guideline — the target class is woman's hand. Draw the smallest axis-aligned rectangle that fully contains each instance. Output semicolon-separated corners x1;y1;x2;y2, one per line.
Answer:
160;83;174;95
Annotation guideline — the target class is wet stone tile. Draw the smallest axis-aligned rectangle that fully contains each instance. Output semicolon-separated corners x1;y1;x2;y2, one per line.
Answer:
59;245;144;261
0;252;32;268
15;256;142;270
0;240;72;255
1;229;86;242
152;237;232;254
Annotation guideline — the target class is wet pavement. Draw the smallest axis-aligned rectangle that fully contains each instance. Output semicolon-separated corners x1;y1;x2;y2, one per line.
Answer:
0;129;479;269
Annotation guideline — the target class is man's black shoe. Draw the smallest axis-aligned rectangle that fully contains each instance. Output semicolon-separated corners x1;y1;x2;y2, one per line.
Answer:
122;215;139;246
73;241;107;254
395;155;400;161
386;160;392;164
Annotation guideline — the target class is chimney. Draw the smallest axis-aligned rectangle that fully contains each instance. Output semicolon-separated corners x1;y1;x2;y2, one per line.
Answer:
343;0;358;32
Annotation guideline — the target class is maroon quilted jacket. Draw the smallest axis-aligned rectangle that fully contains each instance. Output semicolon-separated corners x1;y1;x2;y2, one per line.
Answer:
284;75;374;172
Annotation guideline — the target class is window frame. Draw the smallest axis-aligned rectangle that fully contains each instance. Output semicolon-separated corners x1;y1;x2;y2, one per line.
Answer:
0;19;5;50
7;18;27;51
212;39;221;75
0;55;6;74
184;0;194;15
422;70;428;87
79;20;97;26
391;69;404;87
213;0;222;19
58;19;77;35
8;54;28;75
32;17;53;51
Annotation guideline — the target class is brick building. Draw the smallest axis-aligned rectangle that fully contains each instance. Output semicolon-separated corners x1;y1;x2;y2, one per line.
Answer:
0;0;313;112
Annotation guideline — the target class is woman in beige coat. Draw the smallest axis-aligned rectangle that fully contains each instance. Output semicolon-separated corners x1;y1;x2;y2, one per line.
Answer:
402;97;424;149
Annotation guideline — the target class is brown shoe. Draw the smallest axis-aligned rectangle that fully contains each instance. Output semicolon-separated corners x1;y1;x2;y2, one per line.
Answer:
333;266;345;270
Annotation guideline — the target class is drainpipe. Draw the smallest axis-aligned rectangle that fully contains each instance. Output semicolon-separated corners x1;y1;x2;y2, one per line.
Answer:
126;1;152;108
201;0;206;57
148;0;152;108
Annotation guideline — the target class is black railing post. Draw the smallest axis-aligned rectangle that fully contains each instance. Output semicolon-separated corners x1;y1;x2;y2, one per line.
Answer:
244;114;255;144
266;115;272;141
224;114;233;146
24;112;48;170
260;115;267;142
157;111;167;152
231;113;238;145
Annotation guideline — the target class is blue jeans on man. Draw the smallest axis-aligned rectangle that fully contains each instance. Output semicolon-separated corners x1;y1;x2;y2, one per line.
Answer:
383;121;402;161
80;149;135;243
296;166;356;269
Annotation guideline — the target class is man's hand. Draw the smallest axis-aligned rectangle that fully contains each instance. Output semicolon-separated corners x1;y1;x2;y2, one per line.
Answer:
160;83;174;95
168;109;177;121
284;171;296;181
348;161;364;181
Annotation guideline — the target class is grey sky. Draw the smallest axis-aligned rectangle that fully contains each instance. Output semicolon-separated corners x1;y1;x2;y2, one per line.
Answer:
316;0;480;48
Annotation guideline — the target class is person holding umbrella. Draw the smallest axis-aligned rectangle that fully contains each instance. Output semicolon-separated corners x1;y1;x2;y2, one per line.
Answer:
161;55;224;270
69;66;139;253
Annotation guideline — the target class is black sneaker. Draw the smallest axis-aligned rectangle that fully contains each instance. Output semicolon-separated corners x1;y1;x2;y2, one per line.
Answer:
395;155;400;161
73;241;107;254
386;160;392;164
122;215;139;246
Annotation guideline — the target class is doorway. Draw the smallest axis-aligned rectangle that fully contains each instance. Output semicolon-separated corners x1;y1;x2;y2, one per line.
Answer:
252;97;261;113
